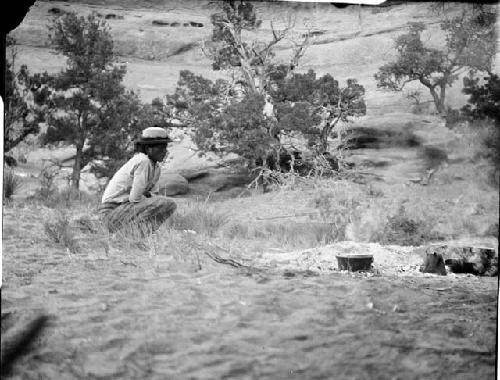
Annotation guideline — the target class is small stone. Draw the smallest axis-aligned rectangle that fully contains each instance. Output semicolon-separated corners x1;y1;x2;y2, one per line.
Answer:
157;172;189;196
392;304;406;313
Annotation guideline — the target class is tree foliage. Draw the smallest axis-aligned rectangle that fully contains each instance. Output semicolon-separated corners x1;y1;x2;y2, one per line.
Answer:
169;69;366;164
194;93;274;162
165;70;232;126
167;71;271;163
85;92;166;179
4;37;51;160
270;69;366;151
461;74;500;125
375;6;496;115
205;0;309;95
164;1;365;167
41;12;159;189
462;73;500;172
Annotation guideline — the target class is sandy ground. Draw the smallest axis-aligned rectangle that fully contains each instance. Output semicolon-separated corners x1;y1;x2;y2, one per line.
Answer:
1;201;498;379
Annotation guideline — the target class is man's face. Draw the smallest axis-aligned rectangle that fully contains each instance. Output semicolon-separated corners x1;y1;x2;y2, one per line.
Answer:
147;144;168;163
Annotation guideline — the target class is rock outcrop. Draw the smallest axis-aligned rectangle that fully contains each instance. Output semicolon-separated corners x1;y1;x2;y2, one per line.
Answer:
157;172;189;196
424;244;498;276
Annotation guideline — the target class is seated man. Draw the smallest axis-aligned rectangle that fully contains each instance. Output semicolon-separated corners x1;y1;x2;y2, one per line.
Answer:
98;126;177;233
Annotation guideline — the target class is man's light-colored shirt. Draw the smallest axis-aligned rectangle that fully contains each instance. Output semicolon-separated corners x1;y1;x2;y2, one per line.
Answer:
101;153;161;204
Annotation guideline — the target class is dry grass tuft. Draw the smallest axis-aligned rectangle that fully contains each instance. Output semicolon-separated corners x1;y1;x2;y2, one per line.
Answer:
43;209;80;253
166;201;230;237
3;169;22;200
378;203;442;246
223;220;337;249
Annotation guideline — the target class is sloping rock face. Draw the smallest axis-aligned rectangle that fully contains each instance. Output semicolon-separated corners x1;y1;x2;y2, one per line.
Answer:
163;165;253;195
10;1;471;108
182;168;252;191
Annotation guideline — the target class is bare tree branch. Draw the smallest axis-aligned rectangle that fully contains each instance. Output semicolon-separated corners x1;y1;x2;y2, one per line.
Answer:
200;39;215;61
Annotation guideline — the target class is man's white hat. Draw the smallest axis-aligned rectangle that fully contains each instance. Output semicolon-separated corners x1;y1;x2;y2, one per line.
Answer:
135;126;172;145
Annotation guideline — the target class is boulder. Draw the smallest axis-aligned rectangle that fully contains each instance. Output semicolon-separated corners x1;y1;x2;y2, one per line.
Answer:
193;172;252;192
420;252;447;275
169;165;253;194
157;173;189;196
425;244;498;276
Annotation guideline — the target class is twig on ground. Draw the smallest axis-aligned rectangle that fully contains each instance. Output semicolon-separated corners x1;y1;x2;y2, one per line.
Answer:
255;212;317;220
120;260;138;267
203;250;250;268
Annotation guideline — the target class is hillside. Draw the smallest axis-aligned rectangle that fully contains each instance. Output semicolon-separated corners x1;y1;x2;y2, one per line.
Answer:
10;0;467;106
6;0;497;188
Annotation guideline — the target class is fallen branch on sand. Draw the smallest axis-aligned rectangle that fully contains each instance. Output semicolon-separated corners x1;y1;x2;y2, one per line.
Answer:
203;250;250;269
255;212;317;220
187;240;254;270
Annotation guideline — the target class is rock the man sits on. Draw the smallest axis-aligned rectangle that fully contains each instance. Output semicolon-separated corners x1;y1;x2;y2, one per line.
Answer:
98;126;177;232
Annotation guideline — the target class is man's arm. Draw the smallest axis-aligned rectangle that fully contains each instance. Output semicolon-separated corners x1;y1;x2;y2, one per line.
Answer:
150;179;160;195
129;161;150;203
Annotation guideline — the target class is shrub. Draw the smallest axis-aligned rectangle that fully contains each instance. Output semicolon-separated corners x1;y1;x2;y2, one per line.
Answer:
43;210;79;253
477;124;499;186
37;165;59;199
111;220;157;250
379;204;441;246
3;169;22;200
445;108;465;129
451;120;499;187
32;186;97;209
311;183;365;239
345;206;388;243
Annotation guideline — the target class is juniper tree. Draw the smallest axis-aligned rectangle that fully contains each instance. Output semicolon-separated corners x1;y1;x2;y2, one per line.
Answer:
205;0;310;95
166;1;365;168
375;7;496;116
38;11;167;189
43;12;126;188
4;36;51;162
269;69;366;152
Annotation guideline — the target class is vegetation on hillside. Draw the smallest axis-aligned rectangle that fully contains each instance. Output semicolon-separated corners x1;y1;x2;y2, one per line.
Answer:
43;12;142;189
164;1;366;170
6;12;167;189
4;36;52;165
3;2;498;212
374;6;497;116
461;73;500;183
205;0;309;95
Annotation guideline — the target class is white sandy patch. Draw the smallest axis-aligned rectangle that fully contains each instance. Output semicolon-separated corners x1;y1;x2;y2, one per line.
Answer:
253;238;498;277
254;241;423;274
